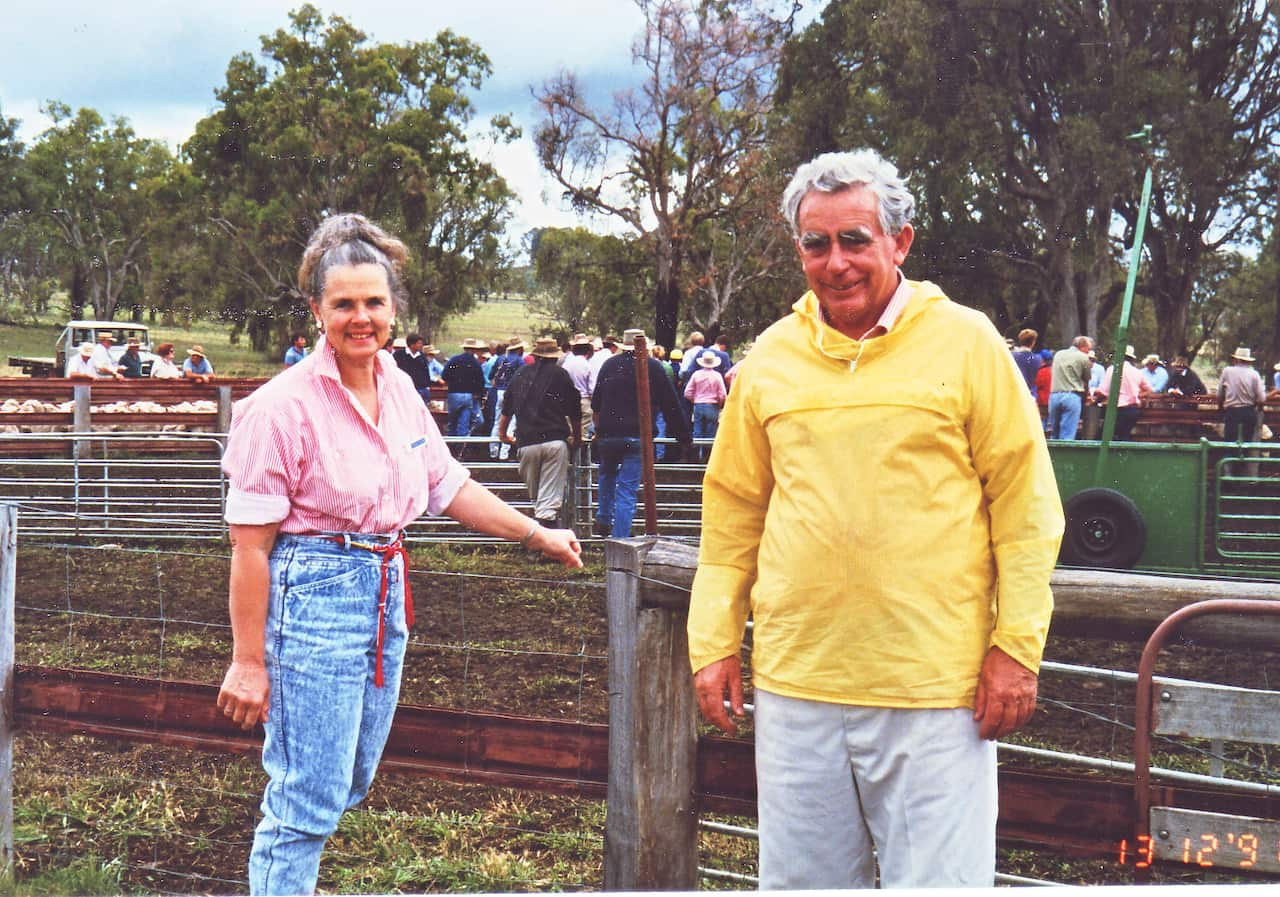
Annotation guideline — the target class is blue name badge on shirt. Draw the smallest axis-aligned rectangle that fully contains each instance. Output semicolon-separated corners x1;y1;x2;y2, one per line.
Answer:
407;435;428;453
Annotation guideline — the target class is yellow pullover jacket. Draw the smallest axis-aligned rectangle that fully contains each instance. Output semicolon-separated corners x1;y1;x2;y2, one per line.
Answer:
687;282;1064;708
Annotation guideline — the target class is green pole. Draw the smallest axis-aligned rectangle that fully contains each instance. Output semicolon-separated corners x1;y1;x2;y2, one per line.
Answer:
1094;125;1154;485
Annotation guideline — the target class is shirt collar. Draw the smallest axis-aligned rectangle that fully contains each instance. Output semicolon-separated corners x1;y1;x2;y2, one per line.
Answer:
857;270;910;340
311;334;391;383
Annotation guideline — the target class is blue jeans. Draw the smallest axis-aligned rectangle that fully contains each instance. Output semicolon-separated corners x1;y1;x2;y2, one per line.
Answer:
249;534;409;896
446;392;473;438
1048;392;1082;440
597;436;642;538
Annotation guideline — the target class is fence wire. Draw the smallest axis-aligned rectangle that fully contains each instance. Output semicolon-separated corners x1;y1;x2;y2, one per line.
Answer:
11;538;609;893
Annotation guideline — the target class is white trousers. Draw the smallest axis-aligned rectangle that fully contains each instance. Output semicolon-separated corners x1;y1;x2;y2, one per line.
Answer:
753;690;997;889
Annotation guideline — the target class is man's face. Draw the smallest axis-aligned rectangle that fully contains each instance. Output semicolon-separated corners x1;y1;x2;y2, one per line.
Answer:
795;186;913;339
408;339;424;353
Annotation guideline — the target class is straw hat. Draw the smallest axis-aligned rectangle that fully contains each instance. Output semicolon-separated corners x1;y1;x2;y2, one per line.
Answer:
424;344;439;356
461;338;484;350
78;342;94;356
1141;354;1161;367
622;329;647;349
187;345;206;358
508;337;526;351
1124;345;1137;362
392;337;407;349
697;352;722;368
570;333;591;347
531;337;562;359
1232;347;1256;363
97;331;115;342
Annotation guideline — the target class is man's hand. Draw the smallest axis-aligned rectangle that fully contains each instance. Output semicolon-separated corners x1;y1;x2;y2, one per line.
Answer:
694;655;745;734
973;645;1038;740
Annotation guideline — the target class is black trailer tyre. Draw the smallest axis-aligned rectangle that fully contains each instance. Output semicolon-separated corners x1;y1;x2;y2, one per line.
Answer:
1060;487;1147;569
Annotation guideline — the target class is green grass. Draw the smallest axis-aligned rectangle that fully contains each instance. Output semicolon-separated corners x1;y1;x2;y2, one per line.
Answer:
0;295;558;378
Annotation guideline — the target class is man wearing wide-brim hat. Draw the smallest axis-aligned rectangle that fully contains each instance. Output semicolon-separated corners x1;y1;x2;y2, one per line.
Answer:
489;337;529;460
1219;346;1267;443
1093;344;1152;441
66;341;99;380
90;330;125;380
497;337;581;531
183;345;215;383
1140;353;1168;394
119;338;145;379
590;328;692;538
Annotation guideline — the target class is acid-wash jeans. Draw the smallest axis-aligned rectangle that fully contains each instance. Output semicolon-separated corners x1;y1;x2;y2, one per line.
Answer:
596;436;642;538
249;533;409;896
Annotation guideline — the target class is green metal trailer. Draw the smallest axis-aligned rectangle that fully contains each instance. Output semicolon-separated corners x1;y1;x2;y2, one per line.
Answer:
1050;438;1280;577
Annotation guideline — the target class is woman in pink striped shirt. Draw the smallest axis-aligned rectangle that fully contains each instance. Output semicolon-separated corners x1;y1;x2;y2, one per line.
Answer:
216;214;581;896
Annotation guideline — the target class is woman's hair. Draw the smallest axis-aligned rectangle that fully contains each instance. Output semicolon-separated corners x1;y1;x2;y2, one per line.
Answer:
154;342;175;356
297;213;410;312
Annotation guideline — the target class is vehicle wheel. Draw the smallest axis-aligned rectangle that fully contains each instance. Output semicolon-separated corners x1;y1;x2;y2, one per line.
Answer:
1060;487;1146;569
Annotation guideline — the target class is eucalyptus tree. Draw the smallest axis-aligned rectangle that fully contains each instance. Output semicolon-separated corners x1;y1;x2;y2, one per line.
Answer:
185;4;516;348
535;0;785;349
23;103;173;321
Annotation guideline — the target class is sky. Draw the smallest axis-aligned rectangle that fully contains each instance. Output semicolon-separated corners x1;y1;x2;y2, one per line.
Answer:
1;0;663;248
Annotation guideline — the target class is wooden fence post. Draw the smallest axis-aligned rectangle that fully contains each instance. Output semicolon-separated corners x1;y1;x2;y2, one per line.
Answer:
215;385;233;437
0;504;16;877
604;536;700;890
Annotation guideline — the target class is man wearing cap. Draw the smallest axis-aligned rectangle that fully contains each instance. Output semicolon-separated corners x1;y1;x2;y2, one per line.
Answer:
1219;347;1266;442
1047;336;1093;440
1141;354;1169;394
91;331;124;381
1094;345;1152;441
393;334;434;404
591;329;691;538
498;338;582;530
489;338;527;460
66;342;99;379
183;346;215;383
118;339;145;378
687;149;1062;890
441;339;487;447
560;334;596;439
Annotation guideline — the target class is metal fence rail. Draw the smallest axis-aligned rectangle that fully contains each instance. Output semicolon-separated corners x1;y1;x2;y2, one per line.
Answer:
0;432;709;541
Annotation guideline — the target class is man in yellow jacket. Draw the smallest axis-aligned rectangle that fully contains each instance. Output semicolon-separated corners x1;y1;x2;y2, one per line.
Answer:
688;149;1064;889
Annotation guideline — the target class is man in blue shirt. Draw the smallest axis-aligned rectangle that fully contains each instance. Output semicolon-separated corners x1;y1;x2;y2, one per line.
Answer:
183;346;215;383
284;334;308;367
1141;355;1169;393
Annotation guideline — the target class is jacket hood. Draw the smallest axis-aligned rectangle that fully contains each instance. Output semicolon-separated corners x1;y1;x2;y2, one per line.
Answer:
792;280;949;360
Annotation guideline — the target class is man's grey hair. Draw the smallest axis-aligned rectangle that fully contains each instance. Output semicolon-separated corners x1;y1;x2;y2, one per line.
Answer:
780;149;916;238
1073;335;1092;350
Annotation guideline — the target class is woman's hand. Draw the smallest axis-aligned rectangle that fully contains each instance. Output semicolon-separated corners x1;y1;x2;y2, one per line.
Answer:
218;659;270;730
530;525;584;568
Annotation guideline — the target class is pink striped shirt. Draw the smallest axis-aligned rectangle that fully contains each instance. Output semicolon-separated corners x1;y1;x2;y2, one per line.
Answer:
222;336;469;533
684;368;727;405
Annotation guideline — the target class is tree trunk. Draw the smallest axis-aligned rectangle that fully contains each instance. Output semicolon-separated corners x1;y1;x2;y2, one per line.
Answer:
653;244;681;350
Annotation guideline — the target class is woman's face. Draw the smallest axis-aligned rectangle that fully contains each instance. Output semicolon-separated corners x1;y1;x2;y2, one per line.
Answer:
310;263;395;368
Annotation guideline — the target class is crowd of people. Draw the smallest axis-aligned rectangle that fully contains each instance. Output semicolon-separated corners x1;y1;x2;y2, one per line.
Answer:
65;329;216;382
1009;327;1271;441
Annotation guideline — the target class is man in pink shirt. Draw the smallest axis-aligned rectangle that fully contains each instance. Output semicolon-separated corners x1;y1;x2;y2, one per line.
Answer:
1093;345;1152;441
684;352;727;459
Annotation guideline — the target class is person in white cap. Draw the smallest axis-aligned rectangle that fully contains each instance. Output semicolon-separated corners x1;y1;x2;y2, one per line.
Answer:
1219;347;1266;442
65;341;99;379
688;148;1062;890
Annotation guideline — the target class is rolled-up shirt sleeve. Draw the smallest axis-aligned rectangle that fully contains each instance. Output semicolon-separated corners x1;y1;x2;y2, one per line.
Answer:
222;400;300;526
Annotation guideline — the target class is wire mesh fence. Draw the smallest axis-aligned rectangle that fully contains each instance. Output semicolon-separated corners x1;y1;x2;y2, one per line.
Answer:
10;537;612;893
